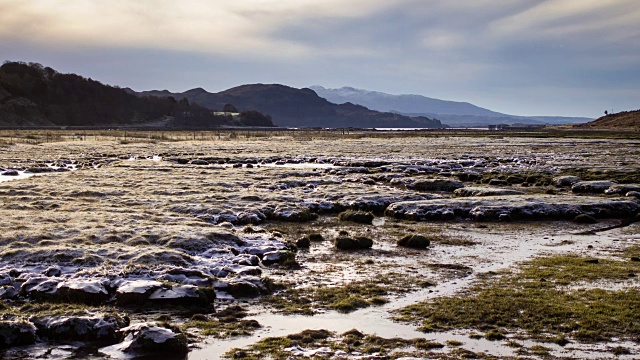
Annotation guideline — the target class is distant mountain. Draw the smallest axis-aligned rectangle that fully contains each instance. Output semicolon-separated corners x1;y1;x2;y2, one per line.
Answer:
574;110;640;130
138;84;446;128
0;61;273;128
310;86;592;127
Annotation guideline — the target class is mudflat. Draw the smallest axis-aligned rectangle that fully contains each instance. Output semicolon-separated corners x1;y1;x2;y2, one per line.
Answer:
0;130;638;359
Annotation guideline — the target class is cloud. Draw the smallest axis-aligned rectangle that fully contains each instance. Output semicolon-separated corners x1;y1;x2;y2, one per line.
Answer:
0;0;637;117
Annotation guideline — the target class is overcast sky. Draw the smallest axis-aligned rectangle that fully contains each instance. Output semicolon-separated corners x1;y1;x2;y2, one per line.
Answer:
1;0;638;117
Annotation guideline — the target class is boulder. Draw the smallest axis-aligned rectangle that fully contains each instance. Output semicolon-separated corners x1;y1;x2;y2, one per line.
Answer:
397;235;431;249
571;181;617;194
19;277;59;301
0;321;36;349
338;210;374;224
605;184;640;195
115;280;163;306
100;323;188;357
57;280;110;305
335;237;373;250
385;195;640;222
0;286;18;300
31;314;128;344
232;254;260;266
1;170;19;176
454;187;525;197
270;206;318;222
147;284;213;307
225;280;261;298
262;250;295;266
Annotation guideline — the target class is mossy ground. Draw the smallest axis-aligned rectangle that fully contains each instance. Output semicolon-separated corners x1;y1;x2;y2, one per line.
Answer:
396;246;640;344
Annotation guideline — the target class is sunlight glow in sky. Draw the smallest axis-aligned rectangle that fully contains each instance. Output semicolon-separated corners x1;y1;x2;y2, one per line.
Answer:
1;0;638;117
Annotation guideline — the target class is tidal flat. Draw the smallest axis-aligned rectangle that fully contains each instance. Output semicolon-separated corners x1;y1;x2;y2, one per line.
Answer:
0;130;638;359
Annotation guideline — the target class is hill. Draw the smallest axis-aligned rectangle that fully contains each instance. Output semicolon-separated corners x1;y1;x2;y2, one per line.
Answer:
138;84;446;128
0;61;273;128
310;86;592;128
574;110;640;130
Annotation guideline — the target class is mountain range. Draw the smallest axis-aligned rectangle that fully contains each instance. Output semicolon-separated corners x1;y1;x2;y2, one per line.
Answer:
0;61;271;128
310;86;593;127
136;85;445;128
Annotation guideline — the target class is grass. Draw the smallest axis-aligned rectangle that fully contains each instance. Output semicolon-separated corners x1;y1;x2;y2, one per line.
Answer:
396;250;640;343
224;328;450;359
263;281;389;314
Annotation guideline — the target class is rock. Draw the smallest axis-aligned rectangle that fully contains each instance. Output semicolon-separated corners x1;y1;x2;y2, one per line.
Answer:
226;280;261;298
100;323;188;357
454;187;525;197
338;210;374;224
571;181;617;194
43;266;62;277
335;237;373;250
0;274;12;286
296;237;311;248
605;184;640;195
488;179;507;186
308;233;324;242
115;280;163;306
148;284;213;307
262;250;295;266
19;277;59;301
385;195;640;222
397;235;431;249
456;171;483;181
553;175;581;187
31;314;128;344
0;321;37;349
232;254;261;266
190;159;209;165
1;170;19;176
270;206;318;222
56;280;110;305
626;191;640;199
393;177;464;192
0;286;18;300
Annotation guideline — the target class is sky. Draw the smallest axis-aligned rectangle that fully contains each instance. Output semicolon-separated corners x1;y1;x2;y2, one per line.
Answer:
1;0;639;118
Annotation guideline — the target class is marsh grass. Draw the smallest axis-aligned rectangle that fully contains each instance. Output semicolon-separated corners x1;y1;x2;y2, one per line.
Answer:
224;328;451;359
396;250;640;343
263;281;389;314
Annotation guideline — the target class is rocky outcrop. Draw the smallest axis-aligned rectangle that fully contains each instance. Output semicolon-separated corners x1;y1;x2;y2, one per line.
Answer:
385;195;640;221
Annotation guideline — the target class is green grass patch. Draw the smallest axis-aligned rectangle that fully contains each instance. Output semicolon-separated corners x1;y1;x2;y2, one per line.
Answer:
396;253;640;343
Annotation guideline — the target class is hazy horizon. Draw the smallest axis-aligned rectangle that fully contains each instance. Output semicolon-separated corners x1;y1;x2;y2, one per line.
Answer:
1;0;638;118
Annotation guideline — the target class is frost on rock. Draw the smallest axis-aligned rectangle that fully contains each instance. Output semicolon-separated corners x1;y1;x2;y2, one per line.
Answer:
385;195;640;221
